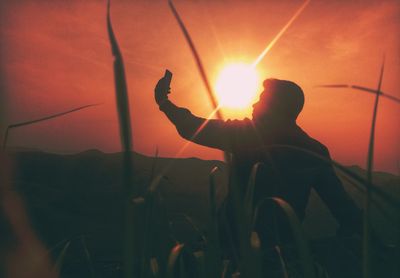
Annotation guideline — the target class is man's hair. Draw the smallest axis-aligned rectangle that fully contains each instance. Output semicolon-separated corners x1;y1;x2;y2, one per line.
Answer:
261;78;304;120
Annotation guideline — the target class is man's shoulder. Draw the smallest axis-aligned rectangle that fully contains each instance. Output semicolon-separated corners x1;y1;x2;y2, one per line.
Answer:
297;128;330;157
225;117;254;130
225;117;252;125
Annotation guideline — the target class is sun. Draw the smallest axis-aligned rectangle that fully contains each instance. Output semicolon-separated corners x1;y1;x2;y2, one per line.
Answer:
215;63;260;109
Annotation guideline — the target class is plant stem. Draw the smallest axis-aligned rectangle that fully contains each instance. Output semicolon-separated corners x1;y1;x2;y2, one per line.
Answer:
363;56;385;278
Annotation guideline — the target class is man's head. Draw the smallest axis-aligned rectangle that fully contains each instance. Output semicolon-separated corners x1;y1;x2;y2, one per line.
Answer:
252;78;304;122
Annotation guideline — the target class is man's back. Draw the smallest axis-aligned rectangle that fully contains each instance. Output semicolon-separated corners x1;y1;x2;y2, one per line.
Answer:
227;118;328;221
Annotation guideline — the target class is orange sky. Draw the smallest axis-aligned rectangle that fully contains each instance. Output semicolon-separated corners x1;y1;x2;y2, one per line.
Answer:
1;0;399;174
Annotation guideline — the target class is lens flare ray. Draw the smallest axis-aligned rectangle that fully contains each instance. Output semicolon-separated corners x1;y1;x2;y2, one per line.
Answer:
252;0;311;68
156;107;221;178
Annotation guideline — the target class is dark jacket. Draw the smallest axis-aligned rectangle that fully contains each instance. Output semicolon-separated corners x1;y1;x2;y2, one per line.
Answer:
160;100;362;234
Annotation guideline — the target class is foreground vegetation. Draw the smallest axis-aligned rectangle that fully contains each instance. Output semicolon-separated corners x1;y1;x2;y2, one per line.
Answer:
1;1;399;277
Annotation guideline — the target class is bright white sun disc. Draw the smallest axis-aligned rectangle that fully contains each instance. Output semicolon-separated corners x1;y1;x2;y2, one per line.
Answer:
215;63;259;109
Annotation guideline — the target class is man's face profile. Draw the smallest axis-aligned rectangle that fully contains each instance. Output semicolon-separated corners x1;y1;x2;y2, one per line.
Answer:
251;79;281;121
251;79;305;122
252;89;274;120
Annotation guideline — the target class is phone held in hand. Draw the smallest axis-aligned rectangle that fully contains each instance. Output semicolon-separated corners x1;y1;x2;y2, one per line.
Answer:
164;69;173;90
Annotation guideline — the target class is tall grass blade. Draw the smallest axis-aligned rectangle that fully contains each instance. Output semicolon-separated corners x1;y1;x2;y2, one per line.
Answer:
244;162;263;219
317;84;400;104
244;163;277;276
54;240;71;273
193;251;206;278
167;243;199;278
148;174;164;194
226;168;263;278
2;127;9;150
140;147;160;277
209;167;219;234
174;213;207;244
2;103;99;150
166;243;185;278
146;174;172;278
235;162;266;277
107;0;133;152
150;257;159;277
168;0;223;120
204;166;222;278
141;173;163;278
81;236;95;278
338;172;396;223
256;197;316;278
149;146;159;186
225;173;262;278
363;55;385;278
351;85;382;95
317;57;397;278
106;1;137;277
275;245;289;278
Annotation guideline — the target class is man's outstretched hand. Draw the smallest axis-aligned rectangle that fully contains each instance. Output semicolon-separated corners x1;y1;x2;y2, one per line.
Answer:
154;77;171;106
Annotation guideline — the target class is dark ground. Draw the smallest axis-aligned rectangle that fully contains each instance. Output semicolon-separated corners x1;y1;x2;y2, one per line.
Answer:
2;150;399;277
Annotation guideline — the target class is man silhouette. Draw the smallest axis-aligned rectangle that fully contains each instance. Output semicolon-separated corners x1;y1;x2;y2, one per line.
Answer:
154;76;364;265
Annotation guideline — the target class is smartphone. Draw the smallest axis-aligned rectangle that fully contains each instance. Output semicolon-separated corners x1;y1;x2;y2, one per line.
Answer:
164;69;173;89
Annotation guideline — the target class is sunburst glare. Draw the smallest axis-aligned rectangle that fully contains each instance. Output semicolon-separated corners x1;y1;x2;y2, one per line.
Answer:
215;63;260;109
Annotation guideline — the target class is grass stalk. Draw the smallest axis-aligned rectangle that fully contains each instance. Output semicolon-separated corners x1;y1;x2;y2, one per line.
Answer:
148;174;172;278
106;1;136;277
204;166;222;278
141;177;162;278
166;243;185;278
227;167;263;278
2;104;99;150
317;56;399;277
54;241;71;273
317;84;400;104
244;162;263;220
275;245;289;278
338;172;396;223
167;0;223;120
149;147;159;186
167;243;200;278
363;56;385;278
81;236;96;278
175;213;207;244
256;197;316;278
141;148;160;278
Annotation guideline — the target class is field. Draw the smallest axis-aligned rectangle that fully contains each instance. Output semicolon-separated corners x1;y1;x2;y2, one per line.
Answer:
3;149;398;277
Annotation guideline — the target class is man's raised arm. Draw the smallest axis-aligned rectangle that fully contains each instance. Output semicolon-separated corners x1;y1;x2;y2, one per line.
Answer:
154;76;232;151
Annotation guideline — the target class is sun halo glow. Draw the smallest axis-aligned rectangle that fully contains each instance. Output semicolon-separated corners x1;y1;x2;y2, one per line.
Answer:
215;63;260;110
